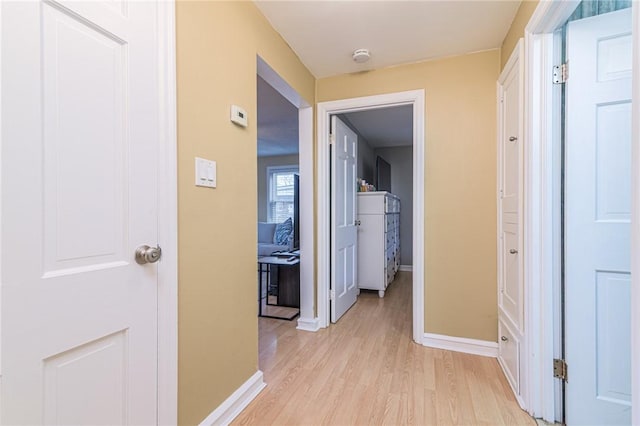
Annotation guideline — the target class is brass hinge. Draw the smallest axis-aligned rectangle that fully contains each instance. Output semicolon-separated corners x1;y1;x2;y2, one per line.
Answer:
553;358;567;381
330;289;336;300
553;63;568;84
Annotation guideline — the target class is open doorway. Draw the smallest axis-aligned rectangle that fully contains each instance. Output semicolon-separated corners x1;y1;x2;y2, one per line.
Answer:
316;90;425;342
340;106;414;276
255;56;314;331
256;74;300;320
323;109;413;322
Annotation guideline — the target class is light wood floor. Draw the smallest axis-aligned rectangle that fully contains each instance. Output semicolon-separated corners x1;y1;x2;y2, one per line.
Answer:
233;272;535;425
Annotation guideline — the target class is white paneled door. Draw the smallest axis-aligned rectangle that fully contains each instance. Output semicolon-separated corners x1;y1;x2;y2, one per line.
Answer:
497;40;524;403
330;116;358;322
2;1;161;424
565;8;632;425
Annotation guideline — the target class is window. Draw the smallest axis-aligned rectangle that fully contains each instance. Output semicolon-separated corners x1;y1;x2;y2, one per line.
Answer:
267;166;298;223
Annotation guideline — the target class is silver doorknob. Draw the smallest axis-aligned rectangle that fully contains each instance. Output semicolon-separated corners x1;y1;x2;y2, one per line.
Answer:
135;245;162;264
509;249;518;254
509;136;518;142
501;336;508;342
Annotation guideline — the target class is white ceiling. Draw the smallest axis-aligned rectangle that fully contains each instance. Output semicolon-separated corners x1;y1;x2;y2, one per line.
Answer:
342;105;413;148
256;1;520;155
254;1;521;78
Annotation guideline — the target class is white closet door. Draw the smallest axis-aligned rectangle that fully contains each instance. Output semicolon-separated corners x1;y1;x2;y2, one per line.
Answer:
497;39;524;402
565;8;632;425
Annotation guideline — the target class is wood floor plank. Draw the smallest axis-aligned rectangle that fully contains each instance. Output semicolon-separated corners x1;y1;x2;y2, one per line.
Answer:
232;272;535;425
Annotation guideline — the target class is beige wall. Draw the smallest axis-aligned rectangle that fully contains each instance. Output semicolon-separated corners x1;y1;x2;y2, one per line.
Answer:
175;1;314;424
500;0;540;69
257;154;299;222
317;50;500;341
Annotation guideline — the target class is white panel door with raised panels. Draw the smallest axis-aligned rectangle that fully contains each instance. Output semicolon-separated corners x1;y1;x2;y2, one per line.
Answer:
497;39;524;401
565;8;632;425
330;116;358;322
1;1;160;424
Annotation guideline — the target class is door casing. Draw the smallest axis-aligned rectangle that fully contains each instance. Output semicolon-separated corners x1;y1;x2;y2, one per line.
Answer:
316;90;425;342
0;1;178;423
523;1;640;423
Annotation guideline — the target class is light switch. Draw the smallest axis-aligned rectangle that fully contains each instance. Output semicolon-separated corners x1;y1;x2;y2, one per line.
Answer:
195;157;216;188
207;162;216;186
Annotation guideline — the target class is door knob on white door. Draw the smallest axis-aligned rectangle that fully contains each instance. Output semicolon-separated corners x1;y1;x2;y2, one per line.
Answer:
501;336;508;342
509;248;518;254
135;245;162;264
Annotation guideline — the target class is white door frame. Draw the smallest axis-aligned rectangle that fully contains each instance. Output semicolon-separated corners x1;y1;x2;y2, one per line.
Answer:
316;90;425;342
156;1;178;424
256;57;315;332
523;1;640;423
632;5;640;424
0;1;178;424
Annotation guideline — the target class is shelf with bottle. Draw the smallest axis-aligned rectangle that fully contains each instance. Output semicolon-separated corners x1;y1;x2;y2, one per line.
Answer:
357;178;376;192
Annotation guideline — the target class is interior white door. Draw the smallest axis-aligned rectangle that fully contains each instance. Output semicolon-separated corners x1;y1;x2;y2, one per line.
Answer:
497;40;524;401
330;116;358;322
565;8;632;425
1;1;160;424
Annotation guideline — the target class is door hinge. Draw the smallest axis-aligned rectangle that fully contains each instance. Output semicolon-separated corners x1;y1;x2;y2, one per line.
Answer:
330;289;336;300
553;358;568;381
553;63;568;84
329;134;335;145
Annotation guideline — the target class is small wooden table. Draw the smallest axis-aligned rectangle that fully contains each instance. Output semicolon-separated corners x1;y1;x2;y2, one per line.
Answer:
257;256;300;320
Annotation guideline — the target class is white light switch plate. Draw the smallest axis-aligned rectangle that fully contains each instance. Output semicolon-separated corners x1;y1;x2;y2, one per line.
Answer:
195;157;216;188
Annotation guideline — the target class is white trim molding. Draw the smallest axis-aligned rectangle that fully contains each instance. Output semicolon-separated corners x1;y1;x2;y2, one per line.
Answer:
422;333;498;358
198;371;266;426
631;4;640;425
316;90;425;343
398;265;413;272
296;317;320;332
156;1;178;424
297;106;315;329
0;0;4;386
524;2;581;422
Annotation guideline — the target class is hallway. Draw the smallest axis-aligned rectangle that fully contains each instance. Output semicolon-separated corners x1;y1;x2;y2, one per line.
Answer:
233;272;535;425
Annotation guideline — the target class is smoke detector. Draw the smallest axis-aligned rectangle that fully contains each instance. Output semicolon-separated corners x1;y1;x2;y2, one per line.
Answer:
352;49;371;64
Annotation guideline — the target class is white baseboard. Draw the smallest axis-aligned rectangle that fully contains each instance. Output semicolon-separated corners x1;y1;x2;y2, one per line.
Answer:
296;317;320;332
399;265;413;272
422;333;498;358
199;370;266;426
